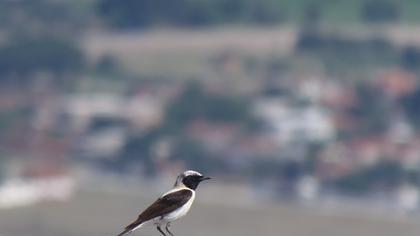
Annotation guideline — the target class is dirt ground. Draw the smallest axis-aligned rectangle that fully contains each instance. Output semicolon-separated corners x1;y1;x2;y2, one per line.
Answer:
0;189;419;236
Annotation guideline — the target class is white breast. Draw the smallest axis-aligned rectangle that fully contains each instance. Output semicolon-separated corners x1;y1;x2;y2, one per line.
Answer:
162;190;195;222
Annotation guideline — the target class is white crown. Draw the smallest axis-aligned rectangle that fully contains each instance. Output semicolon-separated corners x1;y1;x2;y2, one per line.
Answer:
183;170;203;177
174;170;203;187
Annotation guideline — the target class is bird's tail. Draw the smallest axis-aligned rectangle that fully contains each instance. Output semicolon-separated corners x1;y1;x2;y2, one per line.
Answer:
117;228;132;236
117;222;145;236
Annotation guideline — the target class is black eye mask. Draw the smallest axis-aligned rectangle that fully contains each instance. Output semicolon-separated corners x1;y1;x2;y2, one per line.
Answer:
182;175;203;190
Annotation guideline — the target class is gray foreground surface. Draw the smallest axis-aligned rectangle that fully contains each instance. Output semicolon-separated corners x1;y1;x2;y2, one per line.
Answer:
1;190;420;236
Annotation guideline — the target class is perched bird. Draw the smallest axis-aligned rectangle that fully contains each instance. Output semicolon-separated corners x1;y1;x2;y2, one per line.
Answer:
117;170;211;236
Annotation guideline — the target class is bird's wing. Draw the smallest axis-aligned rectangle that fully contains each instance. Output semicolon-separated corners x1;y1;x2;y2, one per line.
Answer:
121;189;193;232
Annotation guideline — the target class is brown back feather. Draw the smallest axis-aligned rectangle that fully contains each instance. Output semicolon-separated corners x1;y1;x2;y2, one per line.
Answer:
123;189;193;230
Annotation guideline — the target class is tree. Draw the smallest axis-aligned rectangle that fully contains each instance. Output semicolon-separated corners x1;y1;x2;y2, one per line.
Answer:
401;46;420;71
164;81;251;131
96;0;284;28
349;84;389;135
335;160;404;194
170;136;218;172
400;88;420;130
362;0;400;23
119;129;163;176
0;0;87;38
0;37;84;83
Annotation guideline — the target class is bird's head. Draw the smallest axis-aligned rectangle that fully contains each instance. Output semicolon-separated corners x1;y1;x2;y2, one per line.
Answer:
174;170;211;190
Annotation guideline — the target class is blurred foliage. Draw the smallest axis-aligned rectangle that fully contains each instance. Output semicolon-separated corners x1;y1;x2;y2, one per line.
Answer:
295;27;420;78
401;45;420;72
0;0;89;38
252;159;283;179
350;84;389;135
170;136;220;173
119;129;163;176
296;30;397;75
96;0;284;28
0;110;21;132
362;0;400;23
400;88;420;130
0;157;4;183
94;55;120;76
335;160;404;194
0;37;85;84
88;116;127;132
164;81;253;131
303;142;324;173
95;0;420;28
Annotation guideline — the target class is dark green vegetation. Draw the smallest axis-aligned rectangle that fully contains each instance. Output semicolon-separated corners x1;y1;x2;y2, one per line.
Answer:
336;161;405;194
0;38;84;81
2;0;420;31
295;29;420;77
96;0;420;28
164;82;252;130
400;88;420;130
97;0;284;28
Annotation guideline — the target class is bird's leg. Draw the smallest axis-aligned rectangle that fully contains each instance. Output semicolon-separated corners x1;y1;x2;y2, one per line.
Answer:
165;223;174;236
157;225;167;236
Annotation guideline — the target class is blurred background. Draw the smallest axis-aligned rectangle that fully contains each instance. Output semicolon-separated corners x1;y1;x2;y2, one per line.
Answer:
1;0;420;235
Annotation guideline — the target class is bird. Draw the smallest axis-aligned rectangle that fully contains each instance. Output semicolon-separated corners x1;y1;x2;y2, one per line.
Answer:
117;170;211;236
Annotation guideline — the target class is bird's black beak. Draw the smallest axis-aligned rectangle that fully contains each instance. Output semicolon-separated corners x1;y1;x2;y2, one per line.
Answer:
200;176;211;181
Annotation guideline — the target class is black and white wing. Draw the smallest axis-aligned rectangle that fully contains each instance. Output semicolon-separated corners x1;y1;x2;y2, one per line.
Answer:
117;189;193;236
